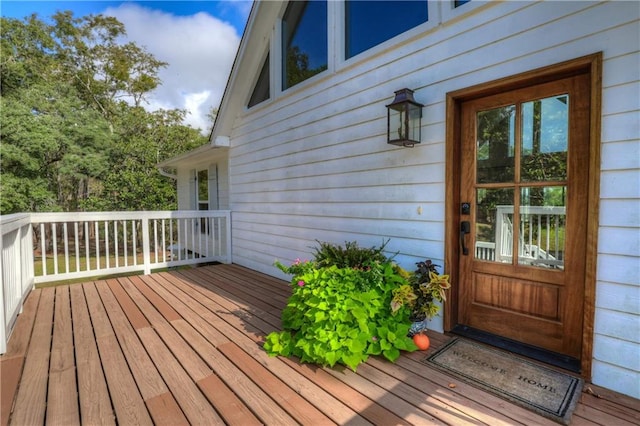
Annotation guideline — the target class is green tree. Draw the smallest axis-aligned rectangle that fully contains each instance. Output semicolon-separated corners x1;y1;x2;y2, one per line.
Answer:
1;12;207;214
83;107;203;211
285;46;326;88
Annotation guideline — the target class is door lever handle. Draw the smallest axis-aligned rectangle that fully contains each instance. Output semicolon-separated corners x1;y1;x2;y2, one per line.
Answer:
460;221;470;256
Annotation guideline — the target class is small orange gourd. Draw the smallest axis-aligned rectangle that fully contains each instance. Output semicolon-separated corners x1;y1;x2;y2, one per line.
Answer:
412;333;430;351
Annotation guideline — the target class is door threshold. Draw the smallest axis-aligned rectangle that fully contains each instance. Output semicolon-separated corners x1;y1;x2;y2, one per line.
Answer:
451;325;581;373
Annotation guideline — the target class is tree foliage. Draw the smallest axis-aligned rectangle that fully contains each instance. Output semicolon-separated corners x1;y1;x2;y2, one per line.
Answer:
1;12;206;214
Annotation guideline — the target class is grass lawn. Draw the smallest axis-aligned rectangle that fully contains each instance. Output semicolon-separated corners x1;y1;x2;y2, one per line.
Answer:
33;252;184;288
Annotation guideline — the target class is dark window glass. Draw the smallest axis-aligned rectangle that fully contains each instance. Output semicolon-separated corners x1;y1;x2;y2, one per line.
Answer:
248;54;270;107
345;1;428;59
282;0;327;89
454;0;471;7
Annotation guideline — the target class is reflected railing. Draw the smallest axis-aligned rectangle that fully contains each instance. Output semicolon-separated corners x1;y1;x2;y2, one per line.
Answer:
475;205;565;269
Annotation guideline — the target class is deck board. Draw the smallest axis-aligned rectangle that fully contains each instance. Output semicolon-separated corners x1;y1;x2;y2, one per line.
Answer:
95;279;168;401
1;288;41;426
10;287;55;426
69;284;114;425
218;342;335;425
46;286;79;425
2;264;639;425
85;281;153;426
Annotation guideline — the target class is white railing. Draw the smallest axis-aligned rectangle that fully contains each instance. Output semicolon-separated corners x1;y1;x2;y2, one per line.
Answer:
0;213;34;355
0;210;232;353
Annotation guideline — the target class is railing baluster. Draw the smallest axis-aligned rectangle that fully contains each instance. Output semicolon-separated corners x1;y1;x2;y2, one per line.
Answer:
215;217;219;257
105;221;110;269
94;221;100;270
205;217;211;257
555;215;561;260
40;223;47;276
141;217;151;275
63;222;70;274
198;218;203;258
544;215;549;259
124;221;128;267
85;222;90;272
169;220;175;260
535;214;539;258
114;221;119;268
133;220;138;266
74;222;80;273
161;219;166;263
52;224;58;275
153;219;158;264
192;218;197;259
183;219;188;260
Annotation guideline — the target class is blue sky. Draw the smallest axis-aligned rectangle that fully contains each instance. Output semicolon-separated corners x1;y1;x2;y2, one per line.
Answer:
1;1;253;133
1;1;251;34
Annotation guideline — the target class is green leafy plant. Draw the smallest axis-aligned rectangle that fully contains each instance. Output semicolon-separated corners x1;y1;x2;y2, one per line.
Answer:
393;259;451;322
312;239;390;269
264;241;417;371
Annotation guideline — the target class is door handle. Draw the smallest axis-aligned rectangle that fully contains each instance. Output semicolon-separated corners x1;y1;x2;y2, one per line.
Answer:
460;221;470;256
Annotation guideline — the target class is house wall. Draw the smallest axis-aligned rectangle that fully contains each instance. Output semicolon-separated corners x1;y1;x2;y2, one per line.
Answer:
226;1;639;398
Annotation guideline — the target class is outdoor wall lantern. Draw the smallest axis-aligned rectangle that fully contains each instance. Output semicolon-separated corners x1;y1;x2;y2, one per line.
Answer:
386;88;424;147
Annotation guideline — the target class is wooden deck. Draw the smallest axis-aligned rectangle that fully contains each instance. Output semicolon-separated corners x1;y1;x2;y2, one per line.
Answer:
1;264;638;425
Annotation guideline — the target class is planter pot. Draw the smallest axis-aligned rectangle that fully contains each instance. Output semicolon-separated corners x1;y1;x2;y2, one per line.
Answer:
409;318;429;336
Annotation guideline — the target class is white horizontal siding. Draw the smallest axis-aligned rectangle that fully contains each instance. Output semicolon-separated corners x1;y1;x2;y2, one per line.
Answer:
216;156;231;210
593;4;640;396
597;254;640;287
591;360;640;399
601;139;640;170
599;199;640;228
596;282;639;317
593;335;640;377
224;0;640;397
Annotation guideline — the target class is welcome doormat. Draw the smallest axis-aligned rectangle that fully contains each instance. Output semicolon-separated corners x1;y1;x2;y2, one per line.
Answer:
424;339;583;424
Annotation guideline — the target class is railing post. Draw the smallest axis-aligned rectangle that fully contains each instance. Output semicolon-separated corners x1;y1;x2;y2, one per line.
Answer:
22;223;35;296
141;216;151;275
226;211;232;264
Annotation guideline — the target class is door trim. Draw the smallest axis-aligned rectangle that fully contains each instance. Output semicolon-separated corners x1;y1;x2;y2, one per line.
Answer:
444;53;602;379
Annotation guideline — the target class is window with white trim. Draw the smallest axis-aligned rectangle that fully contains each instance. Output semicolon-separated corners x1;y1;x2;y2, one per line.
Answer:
282;0;328;90
248;53;270;107
344;1;428;59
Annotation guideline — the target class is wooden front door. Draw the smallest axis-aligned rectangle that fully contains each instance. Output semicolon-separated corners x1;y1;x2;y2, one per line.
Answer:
457;73;591;362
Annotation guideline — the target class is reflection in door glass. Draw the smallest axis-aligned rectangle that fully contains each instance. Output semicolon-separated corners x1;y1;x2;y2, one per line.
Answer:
476;106;515;184
521;95;569;181
519;186;566;269
475;188;514;263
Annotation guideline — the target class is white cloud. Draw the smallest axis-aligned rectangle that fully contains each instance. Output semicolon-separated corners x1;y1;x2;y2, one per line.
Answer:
104;3;241;133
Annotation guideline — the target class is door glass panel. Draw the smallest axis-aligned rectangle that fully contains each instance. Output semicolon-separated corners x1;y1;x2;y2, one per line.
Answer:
476;105;515;184
521;95;569;181
475;188;514;263
519;186;566;269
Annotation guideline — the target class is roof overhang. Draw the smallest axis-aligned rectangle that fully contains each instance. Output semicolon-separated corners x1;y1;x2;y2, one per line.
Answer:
157;144;228;169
